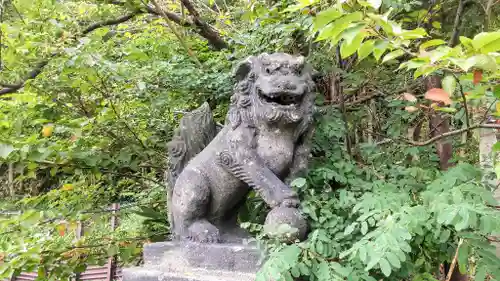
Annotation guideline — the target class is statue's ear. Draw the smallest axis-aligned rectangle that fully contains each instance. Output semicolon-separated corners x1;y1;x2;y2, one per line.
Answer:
234;56;255;81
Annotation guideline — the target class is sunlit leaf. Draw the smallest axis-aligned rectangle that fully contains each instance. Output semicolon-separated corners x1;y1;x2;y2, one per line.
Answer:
358;40;375;62
382;50;405;63
0;143;15;159
442;75;456;96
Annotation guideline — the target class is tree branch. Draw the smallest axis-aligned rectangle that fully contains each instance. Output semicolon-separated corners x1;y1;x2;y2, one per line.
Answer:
375;124;500;146
179;0;228;50
0;12;143;96
81;11;143;35
449;0;465;47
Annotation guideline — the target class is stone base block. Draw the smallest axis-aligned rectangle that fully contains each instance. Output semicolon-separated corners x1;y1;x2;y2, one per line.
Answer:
123;241;263;281
143;241;263;272
122;267;255;281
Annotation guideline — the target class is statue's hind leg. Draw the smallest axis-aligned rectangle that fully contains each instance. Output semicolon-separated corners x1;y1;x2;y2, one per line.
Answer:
171;169;220;243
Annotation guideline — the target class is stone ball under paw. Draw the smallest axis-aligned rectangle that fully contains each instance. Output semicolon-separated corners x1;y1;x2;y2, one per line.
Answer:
264;206;308;242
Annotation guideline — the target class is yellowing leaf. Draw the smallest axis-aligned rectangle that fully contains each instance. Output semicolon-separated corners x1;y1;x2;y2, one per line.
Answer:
424;88;452;105
495;101;500;114
61;184;73;191
42;124;54;137
56;223;66;236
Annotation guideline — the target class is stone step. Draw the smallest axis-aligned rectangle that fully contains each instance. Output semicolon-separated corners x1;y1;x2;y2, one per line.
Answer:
143;241;263;273
122;267;256;281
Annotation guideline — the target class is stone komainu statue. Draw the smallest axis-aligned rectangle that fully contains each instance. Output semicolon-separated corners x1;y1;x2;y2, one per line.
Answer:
166;53;316;243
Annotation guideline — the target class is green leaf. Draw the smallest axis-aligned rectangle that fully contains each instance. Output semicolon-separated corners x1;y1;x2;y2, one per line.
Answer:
457;243;469;274
291;266;300;278
358;40;375;61
382;50;405;63
493;86;500;99
341;23;366;44
449;58;475;72
475;265;487;281
316;12;363;44
455;208;470;231
361;221;368;235
0;143;15;159
341;31;366;58
284;272;293;281
359;245;367;262
472;32;500;52
313;8;343;31
460;36;474;49
386;252;401;269
291;177;307;188
442;75;457;96
439;229;451;243
373;40;389;61
468;54;497;72
298;262;310;276
344;222;357;235
420;39;446;50
398;28;427;39
330;262;351;277
317;260;331;281
107;244;119;256
379;258;392;277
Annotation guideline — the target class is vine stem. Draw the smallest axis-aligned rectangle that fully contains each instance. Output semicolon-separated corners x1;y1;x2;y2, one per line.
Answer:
452;74;470;129
445;239;464;281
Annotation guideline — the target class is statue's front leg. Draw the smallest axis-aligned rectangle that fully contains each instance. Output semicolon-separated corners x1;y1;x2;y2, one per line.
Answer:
216;150;298;209
286;127;315;184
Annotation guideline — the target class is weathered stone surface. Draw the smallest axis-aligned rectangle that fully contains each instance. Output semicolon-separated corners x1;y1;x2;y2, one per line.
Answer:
122;267;255;281
143;241;263;272
165;53;317;243
123;242;260;281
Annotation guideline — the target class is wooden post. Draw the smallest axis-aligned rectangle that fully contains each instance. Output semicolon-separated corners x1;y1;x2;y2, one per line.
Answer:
106;203;119;281
74;221;84;281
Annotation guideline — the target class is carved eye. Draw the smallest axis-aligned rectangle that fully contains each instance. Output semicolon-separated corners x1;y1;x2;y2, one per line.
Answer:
265;67;271;74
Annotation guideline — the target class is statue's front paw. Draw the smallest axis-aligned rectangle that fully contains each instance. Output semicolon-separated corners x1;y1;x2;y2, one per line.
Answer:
187;220;221;243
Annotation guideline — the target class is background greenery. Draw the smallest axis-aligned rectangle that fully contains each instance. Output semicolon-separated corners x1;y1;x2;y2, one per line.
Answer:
0;0;499;280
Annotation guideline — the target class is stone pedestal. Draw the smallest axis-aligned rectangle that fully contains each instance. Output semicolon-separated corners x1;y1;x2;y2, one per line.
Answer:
123;241;263;281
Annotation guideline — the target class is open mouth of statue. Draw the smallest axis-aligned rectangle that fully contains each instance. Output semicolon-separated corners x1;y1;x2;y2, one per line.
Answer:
258;89;303;106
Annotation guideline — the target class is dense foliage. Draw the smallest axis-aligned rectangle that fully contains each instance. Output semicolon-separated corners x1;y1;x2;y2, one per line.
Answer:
0;0;499;280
